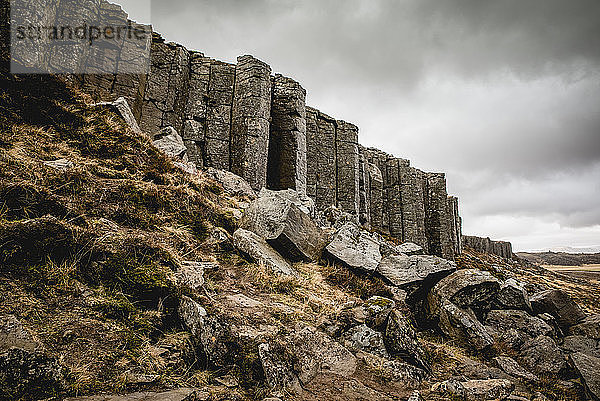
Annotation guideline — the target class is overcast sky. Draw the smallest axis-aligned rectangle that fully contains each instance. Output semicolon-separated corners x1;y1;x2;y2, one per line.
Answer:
119;0;600;251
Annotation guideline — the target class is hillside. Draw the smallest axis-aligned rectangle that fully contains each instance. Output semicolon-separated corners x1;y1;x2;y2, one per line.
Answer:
517;252;600;267
1;67;600;401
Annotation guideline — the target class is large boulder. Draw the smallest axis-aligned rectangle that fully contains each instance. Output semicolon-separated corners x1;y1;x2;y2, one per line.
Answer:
257;188;315;218
494;279;532;312
437;300;494;352
530;289;586;331
153;126;187;160
569;352;600;401
325;223;381;272
376;254;456;302
519;335;568;376
242;190;325;262
233;229;297;277
428;269;500;319
92;97;142;135
206;168;256;200
384;310;430;371
485;310;554;347
570;314;600;339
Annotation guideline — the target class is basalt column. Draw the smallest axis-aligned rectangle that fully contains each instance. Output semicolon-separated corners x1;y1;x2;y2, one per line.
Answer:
358;147;371;228
181;53;211;168
367;162;384;231
306;109;337;211
138;37;190;135
447;196;462;255
364;148;392;235
384;157;410;239
230;55;272;190
204;60;236;171
267;75;307;196
425;173;454;259
399;165;428;251
336;121;360;217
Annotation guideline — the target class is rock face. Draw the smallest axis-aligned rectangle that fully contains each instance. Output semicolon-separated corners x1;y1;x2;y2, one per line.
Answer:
242;189;325;262
205;168;256;199
437;300;494;352
325;223;382;272
232;229;297;277
570;352;600;401
530;289;586;331
428;269;500;318
495;279;532;312
463;235;513;259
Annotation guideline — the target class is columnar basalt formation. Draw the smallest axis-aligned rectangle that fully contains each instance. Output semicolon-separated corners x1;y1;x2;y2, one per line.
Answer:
462;236;513;259
44;1;465;259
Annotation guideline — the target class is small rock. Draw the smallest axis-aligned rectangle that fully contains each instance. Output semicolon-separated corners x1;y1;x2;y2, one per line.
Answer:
233;228;297;277
257;188;315;217
325;222;381;272
178;296;207;339
0;315;39;352
258;342;302;395
530;289;586;331
569;352;600;401
92;97;142;135
153;126;187;160
341;324;388;358
43;158;74;170
225;294;262;308
204;227;234;251
206;168;256;199
394;242;424;256
494;356;538;382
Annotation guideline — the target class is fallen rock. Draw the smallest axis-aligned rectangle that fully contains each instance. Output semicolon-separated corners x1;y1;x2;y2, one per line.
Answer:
0;315;39;352
233;228;297;277
485;310;553;345
92;97;142;135
495;279;532;312
428;269;500;318
325;222;381;272
570;314;600;339
530;289;586;331
258;342;302;395
569;352;600;401
520;335;568;376
562;335;600;358
384;310;430;372
178;296;207;339
43;158;74;170
341;324;388;358
0;348;67;400
174;261;211;293
438;300;494;352
242;190;326;262
432;378;514;401
257;188;315;218
206;168;256;199
65;388;205;401
358;351;426;387
494;356;538;382
395;242;424;256
153;126;187;160
361;296;395;329
376;254;456;302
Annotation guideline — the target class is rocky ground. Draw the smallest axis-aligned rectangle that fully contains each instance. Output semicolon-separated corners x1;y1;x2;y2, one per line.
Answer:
1;70;599;401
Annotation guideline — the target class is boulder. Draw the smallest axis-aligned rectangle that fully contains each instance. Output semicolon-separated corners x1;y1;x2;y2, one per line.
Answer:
153;126;187;160
233;229;297;277
384;310;430;371
438;300;494;352
64;389;205;401
42;158;74;170
562;335;600;358
570;314;600;339
206;168;256;200
485;310;553;346
569;352;600;401
376;254;456;302
520;335;568;376
258;342;302;395
361;296;396;329
325;223;381;272
495;279;532;312
0;315;39;352
394;242;424;256
530;289;586;330
242;190;326;262
432;379;514;401
178;296;207;339
174;261;211;293
257;188;315;218
428;269;500;318
341;324;388;358
493;356;538;382
92;97;142;135
359;351;426;387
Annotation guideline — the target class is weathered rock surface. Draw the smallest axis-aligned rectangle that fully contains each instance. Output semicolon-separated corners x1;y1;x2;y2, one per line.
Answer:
569;352;600;401
205;168;256;199
258;342;302;395
0;315;39;352
437;300;494;352
530;289;586;330
562;335;600;358
495;279;532;312
485;310;553;346
65;388;205;401
520;335;568;376
325;223;381;272
43;158;74;170
376;253;456;302
384;310;429;371
493;356;538;382
361;296;395;329
428;269;500;318
341;324;388;358
233;229;297;277
178;296;207;340
407;391;424;401
358;351;426;387
173;261;211;293
153;126;188;160
93;97;142;135
432;378;514;401
257;188;315;217
242;189;325;262
570;314;600;339
395;242;424;256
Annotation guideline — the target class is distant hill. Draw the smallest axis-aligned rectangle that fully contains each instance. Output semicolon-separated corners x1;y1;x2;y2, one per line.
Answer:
517;251;600;266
